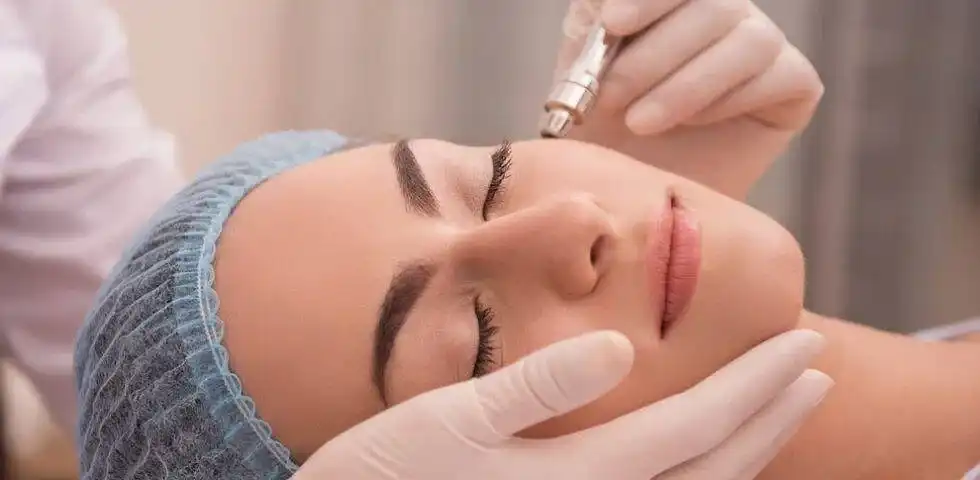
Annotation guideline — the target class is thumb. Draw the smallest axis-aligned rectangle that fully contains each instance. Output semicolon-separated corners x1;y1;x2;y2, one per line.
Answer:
472;330;634;438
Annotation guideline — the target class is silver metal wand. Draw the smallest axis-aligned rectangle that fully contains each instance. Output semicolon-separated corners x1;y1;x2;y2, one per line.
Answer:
539;25;623;138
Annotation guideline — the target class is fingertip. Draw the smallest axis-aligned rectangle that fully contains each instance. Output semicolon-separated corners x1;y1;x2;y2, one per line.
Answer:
601;2;641;35
572;330;636;377
562;0;599;40
800;368;830;381
471;330;637;437
785;328;824;342
550;331;636;402
599;330;636;370
776;329;826;357
625;101;670;135
798;369;834;402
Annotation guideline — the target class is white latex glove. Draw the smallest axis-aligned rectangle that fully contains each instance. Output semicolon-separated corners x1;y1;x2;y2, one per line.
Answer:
292;329;832;480
559;0;824;199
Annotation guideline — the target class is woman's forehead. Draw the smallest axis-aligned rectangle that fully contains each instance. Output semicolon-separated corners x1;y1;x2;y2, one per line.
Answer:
214;150;423;452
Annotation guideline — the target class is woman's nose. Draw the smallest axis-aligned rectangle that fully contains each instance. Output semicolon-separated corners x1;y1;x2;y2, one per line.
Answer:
454;193;616;298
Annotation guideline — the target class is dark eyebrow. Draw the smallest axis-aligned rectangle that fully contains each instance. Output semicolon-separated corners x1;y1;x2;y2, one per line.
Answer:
392;139;440;217
372;261;437;405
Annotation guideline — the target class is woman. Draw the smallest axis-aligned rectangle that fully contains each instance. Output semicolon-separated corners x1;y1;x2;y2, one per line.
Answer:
76;2;935;479
174;131;978;479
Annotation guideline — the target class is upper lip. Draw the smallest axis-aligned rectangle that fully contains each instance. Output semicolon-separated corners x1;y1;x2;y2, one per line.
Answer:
646;191;701;338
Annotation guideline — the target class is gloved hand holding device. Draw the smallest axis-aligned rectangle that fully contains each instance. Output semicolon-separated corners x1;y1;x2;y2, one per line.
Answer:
293;329;831;480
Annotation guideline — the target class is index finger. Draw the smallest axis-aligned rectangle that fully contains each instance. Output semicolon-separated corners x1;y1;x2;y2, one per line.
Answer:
568;329;825;473
469;330;635;440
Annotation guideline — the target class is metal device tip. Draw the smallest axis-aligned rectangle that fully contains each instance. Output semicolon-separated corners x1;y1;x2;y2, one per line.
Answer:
540;109;574;138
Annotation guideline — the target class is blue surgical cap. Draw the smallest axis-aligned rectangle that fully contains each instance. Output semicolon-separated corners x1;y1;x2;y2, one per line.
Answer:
74;130;351;479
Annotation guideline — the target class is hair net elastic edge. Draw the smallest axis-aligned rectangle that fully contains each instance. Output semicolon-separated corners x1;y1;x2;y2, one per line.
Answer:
74;130;350;478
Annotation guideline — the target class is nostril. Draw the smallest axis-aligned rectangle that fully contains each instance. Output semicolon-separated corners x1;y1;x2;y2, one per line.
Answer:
590;235;606;267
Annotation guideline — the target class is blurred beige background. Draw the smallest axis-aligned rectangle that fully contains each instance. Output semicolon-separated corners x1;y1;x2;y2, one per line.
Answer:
107;0;816;239
7;1;980;478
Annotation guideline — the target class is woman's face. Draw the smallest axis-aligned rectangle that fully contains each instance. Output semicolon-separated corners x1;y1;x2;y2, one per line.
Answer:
214;138;804;459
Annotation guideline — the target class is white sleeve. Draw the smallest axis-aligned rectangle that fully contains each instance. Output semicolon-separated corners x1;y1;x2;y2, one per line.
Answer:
0;2;48;158
0;0;183;432
913;318;980;342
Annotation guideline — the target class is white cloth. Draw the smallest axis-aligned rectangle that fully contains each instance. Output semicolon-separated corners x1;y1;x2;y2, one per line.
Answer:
913;318;980;479
0;0;182;430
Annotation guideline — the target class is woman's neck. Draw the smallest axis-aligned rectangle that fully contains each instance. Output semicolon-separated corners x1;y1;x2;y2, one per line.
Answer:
758;312;980;479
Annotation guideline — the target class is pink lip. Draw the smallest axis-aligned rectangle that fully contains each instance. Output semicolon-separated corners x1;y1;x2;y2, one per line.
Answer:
646;191;702;338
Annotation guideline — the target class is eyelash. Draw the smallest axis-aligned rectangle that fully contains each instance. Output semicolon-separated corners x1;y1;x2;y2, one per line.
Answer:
481;141;512;221
472;141;512;377
472;299;499;377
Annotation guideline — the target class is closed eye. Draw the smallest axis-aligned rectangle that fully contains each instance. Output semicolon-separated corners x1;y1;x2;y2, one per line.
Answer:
482;141;512;220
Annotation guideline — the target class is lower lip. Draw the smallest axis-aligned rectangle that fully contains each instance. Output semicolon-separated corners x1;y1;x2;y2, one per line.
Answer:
647;192;702;338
